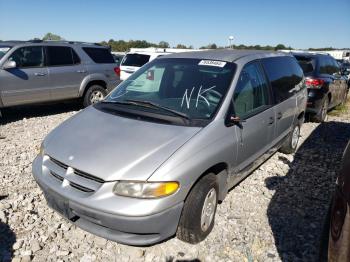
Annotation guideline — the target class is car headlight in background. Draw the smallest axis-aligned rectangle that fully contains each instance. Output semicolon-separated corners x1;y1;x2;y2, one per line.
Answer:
113;181;179;198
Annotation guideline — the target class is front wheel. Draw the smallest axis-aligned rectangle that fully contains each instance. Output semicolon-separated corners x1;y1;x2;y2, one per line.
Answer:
279;123;300;154
83;85;107;107
176;174;218;244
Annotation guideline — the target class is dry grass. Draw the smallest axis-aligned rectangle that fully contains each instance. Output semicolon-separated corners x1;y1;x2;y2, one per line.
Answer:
328;94;350;117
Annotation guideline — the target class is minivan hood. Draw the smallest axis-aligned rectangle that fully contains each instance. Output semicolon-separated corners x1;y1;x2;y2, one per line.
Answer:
44;107;201;181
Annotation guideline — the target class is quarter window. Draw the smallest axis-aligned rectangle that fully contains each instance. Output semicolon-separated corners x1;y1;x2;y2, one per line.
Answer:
47;46;80;66
262;57;303;103
82;47;115;64
8;46;44;68
233;62;270;119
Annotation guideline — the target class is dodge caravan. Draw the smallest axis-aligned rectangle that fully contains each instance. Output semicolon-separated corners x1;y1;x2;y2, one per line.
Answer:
33;50;307;245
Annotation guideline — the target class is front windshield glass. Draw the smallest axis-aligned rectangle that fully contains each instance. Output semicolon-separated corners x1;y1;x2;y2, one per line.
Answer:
0;46;12;60
106;58;236;121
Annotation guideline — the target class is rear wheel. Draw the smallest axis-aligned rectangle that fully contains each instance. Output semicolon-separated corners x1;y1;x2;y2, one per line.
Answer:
279;123;300;154
83;85;107;107
176;174;218;244
313;97;329;123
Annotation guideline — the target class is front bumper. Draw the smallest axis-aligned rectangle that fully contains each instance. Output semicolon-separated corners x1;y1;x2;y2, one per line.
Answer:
32;156;183;246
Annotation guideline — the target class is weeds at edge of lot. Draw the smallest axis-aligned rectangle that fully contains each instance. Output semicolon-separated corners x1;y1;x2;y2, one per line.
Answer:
328;94;350;117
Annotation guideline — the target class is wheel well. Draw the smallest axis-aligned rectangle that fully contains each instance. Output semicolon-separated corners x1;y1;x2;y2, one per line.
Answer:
328;93;332;102
297;111;305;120
185;162;228;201
83;80;107;96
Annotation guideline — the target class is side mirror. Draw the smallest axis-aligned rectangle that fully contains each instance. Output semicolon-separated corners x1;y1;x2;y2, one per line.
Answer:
2;60;16;69
225;115;246;127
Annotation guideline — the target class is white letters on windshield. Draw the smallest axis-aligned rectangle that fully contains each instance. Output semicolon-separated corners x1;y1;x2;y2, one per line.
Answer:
181;87;195;109
181;85;216;109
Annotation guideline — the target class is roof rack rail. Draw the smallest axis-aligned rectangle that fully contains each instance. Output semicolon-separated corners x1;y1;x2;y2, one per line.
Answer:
25;39;103;46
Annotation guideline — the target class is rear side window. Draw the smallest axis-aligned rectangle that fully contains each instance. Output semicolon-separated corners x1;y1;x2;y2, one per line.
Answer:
8;46;44;68
295;56;315;75
318;56;337;75
233;62;270;119
82;47;115;63
121;54;150;67
47;46;80;66
262;56;303;103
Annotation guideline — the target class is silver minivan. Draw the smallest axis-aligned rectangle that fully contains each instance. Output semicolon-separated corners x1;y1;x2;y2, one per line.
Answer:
32;50;307;245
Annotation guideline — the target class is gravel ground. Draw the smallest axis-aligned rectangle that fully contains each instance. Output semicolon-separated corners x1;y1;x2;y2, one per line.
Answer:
1;101;350;262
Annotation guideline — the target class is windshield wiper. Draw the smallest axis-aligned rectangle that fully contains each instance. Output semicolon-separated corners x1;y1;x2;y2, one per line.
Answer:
125;99;190;120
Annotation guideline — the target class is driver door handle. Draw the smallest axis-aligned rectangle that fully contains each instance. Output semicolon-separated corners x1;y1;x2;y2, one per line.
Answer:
34;72;46;76
268;117;274;125
277;112;283;120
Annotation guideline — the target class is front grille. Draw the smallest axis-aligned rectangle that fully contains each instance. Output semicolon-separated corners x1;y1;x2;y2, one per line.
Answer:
45;156;104;193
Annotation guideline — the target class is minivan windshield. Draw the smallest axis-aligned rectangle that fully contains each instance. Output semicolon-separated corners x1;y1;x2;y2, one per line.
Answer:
103;58;236;123
121;53;151;67
0;46;12;60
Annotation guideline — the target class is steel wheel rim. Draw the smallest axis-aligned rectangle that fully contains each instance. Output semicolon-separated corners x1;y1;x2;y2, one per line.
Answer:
201;188;217;232
90;90;104;104
291;125;300;149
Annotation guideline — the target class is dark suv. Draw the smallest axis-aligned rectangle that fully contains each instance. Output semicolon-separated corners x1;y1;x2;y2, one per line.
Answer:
0;40;120;109
292;53;348;122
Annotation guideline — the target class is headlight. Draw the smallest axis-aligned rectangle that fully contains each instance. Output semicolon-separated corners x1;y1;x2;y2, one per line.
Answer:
38;143;44;156
113;181;179;198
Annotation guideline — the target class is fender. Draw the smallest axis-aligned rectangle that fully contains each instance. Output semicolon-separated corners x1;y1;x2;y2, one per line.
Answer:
78;73;108;97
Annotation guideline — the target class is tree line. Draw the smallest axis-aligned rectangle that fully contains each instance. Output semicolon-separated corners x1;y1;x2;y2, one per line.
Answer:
5;33;344;52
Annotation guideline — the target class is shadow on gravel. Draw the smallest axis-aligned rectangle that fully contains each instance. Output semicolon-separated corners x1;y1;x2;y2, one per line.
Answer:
0;101;82;125
266;121;350;261
0;197;16;262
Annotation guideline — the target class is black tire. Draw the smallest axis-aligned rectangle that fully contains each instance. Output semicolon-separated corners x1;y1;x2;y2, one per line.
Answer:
312;97;329;123
279;122;301;154
83;85;107;107
176;173;218;244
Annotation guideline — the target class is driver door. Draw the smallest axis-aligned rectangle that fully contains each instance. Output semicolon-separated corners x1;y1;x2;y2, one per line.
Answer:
232;61;275;174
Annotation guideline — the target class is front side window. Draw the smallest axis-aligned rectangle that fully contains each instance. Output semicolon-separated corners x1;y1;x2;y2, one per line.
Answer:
102;58;236;124
262;56;303;103
47;46;80;66
8;46;44;68
0;46;12;60
121;53;150;67
233;62;270;119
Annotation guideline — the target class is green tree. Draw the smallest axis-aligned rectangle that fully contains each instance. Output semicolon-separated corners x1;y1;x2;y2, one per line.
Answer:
176;44;188;49
42;32;64;41
275;44;286;51
158;41;170;48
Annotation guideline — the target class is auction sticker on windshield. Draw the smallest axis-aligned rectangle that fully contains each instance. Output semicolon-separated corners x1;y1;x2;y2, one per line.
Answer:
198;60;226;67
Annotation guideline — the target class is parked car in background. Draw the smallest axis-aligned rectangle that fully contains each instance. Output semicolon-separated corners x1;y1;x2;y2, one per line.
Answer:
321;140;350;261
33;50;307;246
111;52;124;66
0;40;120;109
119;47;200;81
292;53;348;122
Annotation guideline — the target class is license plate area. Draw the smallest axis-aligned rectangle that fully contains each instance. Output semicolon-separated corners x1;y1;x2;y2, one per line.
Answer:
45;189;74;220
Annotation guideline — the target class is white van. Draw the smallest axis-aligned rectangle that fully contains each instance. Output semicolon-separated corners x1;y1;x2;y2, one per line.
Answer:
120;47;199;81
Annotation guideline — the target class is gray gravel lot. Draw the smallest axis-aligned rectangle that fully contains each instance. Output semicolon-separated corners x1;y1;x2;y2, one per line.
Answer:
1;102;350;262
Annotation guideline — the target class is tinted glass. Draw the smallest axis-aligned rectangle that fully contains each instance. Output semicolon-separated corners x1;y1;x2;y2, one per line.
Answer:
121;54;150;67
83;47;115;63
295;55;315;75
47;46;80;66
233;62;270;119
106;58;236;120
262;56;303;103
0;46;11;59
319;56;337;75
8;46;44;68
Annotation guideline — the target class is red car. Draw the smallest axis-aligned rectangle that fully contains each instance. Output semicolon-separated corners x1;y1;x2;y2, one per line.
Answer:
325;140;350;261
